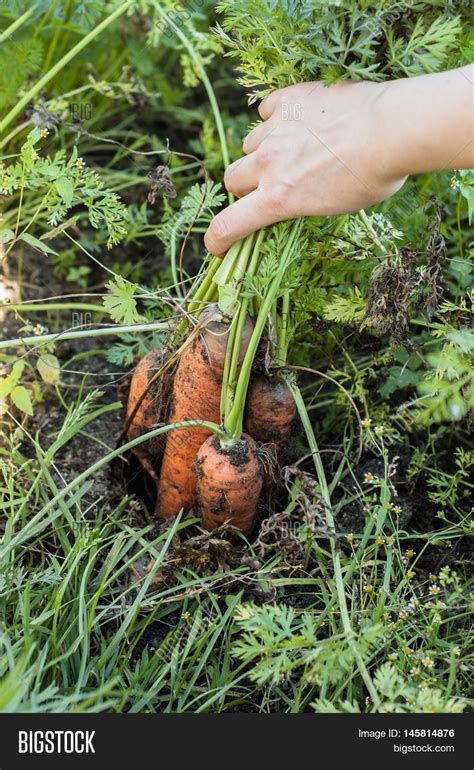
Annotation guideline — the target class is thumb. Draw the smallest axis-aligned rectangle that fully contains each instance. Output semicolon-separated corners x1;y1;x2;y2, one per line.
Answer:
204;188;283;256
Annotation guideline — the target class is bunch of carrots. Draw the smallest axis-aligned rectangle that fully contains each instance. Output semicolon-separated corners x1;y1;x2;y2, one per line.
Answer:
125;220;305;537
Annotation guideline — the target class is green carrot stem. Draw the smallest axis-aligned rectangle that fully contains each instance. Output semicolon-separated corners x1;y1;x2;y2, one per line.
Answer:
220;310;240;417
217;233;254;315
221;230;264;417
187;256;221;310
271;299;278;353
202;281;218;305
276;289;290;367
224;219;301;438
218;234;255;411
213;238;244;287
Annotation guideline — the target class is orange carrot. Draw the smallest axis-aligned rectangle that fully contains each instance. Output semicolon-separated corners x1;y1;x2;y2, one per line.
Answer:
126;348;169;485
156;312;253;519
245;374;296;452
195;433;262;535
244;374;296;486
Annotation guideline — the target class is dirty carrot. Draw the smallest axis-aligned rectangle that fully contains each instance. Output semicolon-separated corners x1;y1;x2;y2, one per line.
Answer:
126;348;168;485
195;432;263;535
156;308;253;519
245;374;296;491
245;374;296;455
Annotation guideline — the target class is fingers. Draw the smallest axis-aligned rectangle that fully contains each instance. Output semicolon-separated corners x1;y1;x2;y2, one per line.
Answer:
258;89;282;120
224;153;259;197
243;120;275;154
204;188;286;256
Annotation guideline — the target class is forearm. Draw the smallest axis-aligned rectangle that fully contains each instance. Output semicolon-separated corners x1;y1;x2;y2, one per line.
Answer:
377;65;474;179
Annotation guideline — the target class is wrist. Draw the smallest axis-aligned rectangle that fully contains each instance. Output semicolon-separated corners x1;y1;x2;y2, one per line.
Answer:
374;67;474;180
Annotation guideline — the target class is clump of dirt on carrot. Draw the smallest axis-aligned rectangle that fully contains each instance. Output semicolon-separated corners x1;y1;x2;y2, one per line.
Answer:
195;433;263;535
156;309;253;519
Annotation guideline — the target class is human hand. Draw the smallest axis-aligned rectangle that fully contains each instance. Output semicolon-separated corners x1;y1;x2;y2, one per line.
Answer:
204;79;406;255
204;66;473;256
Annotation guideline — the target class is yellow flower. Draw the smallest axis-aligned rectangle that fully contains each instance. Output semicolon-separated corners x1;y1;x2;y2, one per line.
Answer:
450;178;460;189
385;536;394;547
422;656;434;668
405;696;415;705
364;472;375;483
376;536;385;546
429;584;440;596
76;157;86;168
404;647;412;655
393;505;402;515
40;128;49;138
410;666;421;676
374;425;384;436
361;417;372;429
181;611;190;621
407;570;415;580
418;681;428;689
346;533;353;544
388;653;398;661
405;549;415;559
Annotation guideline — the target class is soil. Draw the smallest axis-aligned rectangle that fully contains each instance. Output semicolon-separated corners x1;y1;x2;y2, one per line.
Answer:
212;433;251;468
1;247;127;514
